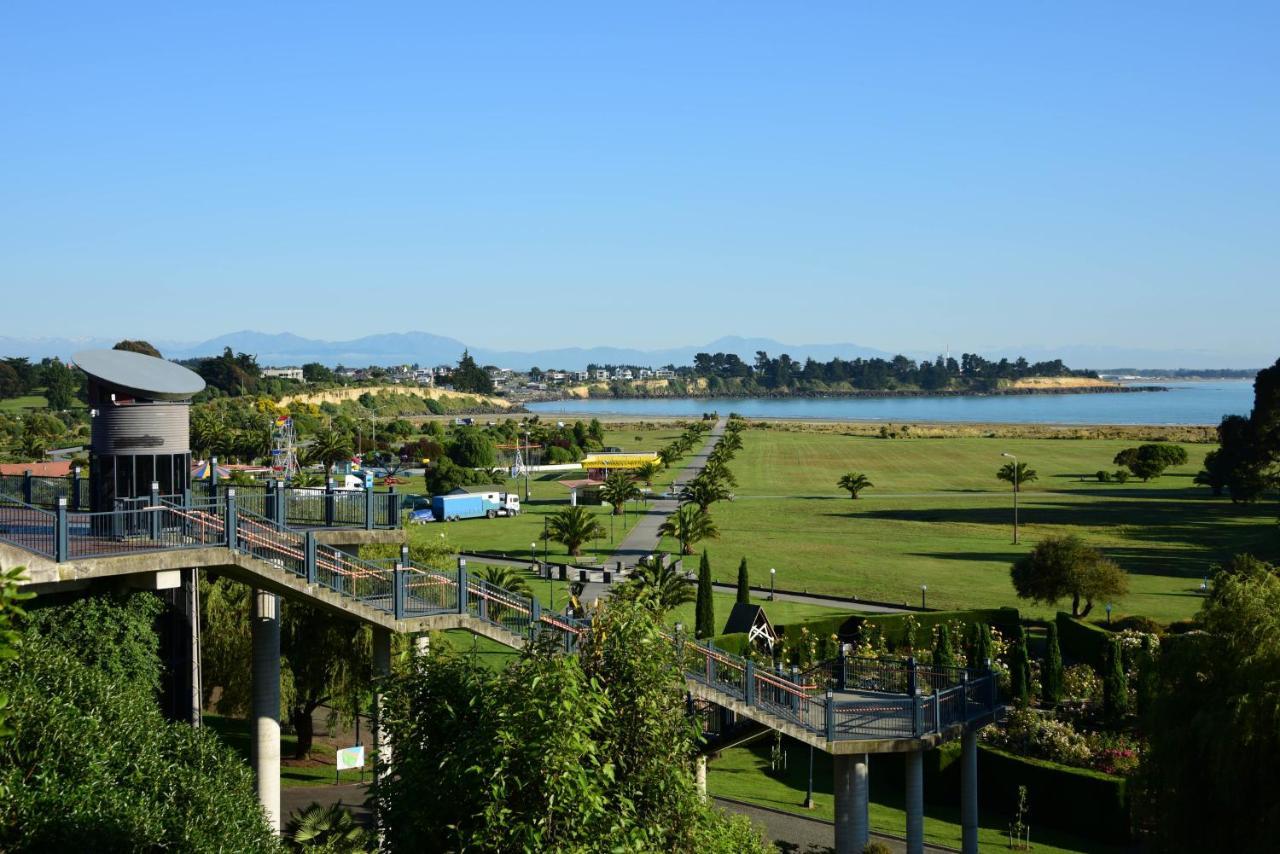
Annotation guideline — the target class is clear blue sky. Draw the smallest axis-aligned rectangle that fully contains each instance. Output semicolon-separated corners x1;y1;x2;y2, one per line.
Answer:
2;3;1276;363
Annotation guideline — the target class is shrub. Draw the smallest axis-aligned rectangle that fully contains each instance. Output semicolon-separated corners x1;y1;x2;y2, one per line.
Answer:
863;843;894;854
1095;470;1112;482
1062;664;1102;704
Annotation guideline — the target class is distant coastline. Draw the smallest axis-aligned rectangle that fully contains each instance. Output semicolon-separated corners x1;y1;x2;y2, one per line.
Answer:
527;384;1168;404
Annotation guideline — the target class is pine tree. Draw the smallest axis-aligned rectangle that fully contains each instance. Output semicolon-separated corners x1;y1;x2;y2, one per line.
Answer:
968;621;993;670
1103;636;1129;723
933;624;955;668
1010;625;1032;706
736;557;750;605
1042;622;1064;706
695;550;715;639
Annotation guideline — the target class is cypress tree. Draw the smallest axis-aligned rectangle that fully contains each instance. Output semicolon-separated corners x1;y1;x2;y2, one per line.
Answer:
736;557;750;605
933;624;955;668
1010;625;1032;706
1103;636;1129;723
970;622;993;670
1042;622;1064;706
695;550;715;639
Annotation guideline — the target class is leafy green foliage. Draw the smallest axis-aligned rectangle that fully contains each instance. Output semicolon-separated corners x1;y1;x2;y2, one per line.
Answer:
285;802;371;852
616;554;695;615
658;503;720;555
545;505;606;556
0;599;278;852
736;557;751;605
996;461;1037;491
599;470;642;514
695;550;715;639
1010;535;1129;618
112;339;162;358
1042;622;1064;706
1009;625;1032;706
0;566;34;741
306;427;355;476
446;426;496;469
837;471;873;498
372;599;769;852
447;350;495;395
1112;443;1188;481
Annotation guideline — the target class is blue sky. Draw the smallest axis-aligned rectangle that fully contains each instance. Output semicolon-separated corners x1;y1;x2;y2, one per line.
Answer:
2;3;1276;364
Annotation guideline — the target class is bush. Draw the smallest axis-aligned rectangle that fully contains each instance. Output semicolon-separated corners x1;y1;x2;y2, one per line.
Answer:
1062;663;1102;704
979;745;1130;841
1056;612;1112;669
863;843;893;854
849;608;1021;650
1096;470;1112;482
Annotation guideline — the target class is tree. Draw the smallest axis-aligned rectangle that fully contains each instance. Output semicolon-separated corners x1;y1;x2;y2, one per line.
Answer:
0;566;33;741
695;551;715;639
112;339;162;358
306;426;354;477
967;621;993;670
1009;535;1129;617
1193;449;1230;495
635;460;663;487
616;554;694;615
281;602;370;759
2;595;278;851
448;350;495;395
1010;625;1032;706
286;802;371;852
371;598;770;852
1141;553;1280;851
1042;621;1064;706
932;623;956;668
837;471;874;499
598;470;642;515
301;362;334;384
1101;636;1128;724
678;474;733;511
736;557;751;605
658;503;720;555
545;506;605;556
996;461;1038;492
42;358;77;411
447;427;496;469
1113;443;1188;481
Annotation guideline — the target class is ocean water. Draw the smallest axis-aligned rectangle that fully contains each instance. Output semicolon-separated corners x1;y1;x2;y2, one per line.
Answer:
525;381;1255;426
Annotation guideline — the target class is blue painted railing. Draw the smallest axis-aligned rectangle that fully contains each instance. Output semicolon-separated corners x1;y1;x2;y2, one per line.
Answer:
0;489;999;742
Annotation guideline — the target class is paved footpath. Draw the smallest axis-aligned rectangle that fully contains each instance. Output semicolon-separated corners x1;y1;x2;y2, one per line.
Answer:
280;782;948;852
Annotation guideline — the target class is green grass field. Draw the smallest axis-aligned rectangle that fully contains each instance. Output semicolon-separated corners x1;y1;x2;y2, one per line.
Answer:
650;430;1275;623
204;713;372;788
708;743;1126;854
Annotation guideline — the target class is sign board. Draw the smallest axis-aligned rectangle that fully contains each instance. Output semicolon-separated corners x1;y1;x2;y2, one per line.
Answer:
336;745;365;771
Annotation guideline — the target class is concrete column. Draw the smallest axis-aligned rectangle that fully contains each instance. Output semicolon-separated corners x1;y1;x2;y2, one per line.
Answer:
905;749;924;854
250;589;281;833
189;569;203;727
372;627;393;777
695;754;707;800
961;730;979;854
833;753;869;854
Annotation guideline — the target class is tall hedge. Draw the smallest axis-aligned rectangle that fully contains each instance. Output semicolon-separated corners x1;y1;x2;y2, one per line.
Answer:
1055;611;1112;669
695;551;715;639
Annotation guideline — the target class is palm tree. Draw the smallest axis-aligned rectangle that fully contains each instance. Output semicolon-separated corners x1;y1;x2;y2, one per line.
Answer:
306;427;354;478
617;555;694;615
658;504;719;555
716;431;743;454
837;472;873;499
291;469;323;488
635;461;663;487
545;506;606;557
598;470;642;515
700;459;738;489
658;445;681;469
997;462;1038;492
285;802;371;853
479;565;532;596
678;475;732;511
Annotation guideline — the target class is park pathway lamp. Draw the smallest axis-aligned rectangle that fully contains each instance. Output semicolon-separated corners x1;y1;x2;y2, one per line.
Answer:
1201;576;1208;593
769;567;776;601
1106;602;1112;625
1001;452;1020;545
921;584;928;609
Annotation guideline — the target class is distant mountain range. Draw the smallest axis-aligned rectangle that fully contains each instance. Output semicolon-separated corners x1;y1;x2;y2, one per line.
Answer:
0;331;1266;371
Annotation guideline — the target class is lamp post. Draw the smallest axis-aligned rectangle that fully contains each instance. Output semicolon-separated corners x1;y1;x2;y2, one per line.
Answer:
1105;602;1112;625
523;430;532;502
921;584;928;610
531;541;537;566
769;567;776;602
1001;452;1020;545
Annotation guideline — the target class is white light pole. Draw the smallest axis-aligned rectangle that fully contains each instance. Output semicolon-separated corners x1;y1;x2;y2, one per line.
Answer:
769;567;776;601
921;584;928;610
1001;452;1020;545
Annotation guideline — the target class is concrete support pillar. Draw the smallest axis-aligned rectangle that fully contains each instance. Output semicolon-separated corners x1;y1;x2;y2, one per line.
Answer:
189;569;203;727
372;628;393;777
250;589;281;833
961;730;979;854
905;749;924;854
695;754;707;800
414;633;430;658
833;753;869;854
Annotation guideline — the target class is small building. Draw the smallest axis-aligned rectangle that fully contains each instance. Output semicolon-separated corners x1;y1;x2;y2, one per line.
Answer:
578;451;660;480
263;366;304;381
721;604;778;651
574;370;591;381
0;461;74;478
638;368;654;379
613;368;633;381
594;369;610;381
654;368;676;379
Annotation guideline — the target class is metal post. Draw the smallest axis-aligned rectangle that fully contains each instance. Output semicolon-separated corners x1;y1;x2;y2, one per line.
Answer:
791;665;800;713
745;659;756;706
961;729;979;854
264;479;277;525
72;465;82;510
324;479;335;528
825;689;835;740
304;531;317;584
393;564;405;620
364;484;375;530
705;640;714;684
961;671;970;719
400;543;410;567
149;481;161;540
530;598;541;641
837;643;847;691
225;489;238;550
905;750;924;854
387;486;397;528
250;589;281;833
210;456;219;490
457;558;468;614
22;470;32;504
54;497;68;562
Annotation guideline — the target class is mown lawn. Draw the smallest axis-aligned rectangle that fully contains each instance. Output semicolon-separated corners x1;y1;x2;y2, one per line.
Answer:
656;430;1275;623
204;713;372;788
708;742;1129;854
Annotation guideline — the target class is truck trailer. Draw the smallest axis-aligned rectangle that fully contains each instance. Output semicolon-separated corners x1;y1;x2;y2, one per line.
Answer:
430;491;521;521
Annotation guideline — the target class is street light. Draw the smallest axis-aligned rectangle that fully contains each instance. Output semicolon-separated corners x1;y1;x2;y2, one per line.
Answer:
921;584;928;609
1001;452;1020;545
1105;602;1113;625
769;567;776;601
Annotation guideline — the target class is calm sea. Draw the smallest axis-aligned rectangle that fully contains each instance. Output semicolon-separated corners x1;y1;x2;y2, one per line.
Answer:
526;381;1255;426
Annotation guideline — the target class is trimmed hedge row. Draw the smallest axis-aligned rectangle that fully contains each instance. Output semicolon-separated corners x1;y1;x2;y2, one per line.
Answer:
978;745;1130;842
1055;612;1112;669
711;632;751;657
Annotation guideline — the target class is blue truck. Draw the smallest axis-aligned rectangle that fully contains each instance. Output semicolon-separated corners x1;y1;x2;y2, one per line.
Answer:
426;491;521;522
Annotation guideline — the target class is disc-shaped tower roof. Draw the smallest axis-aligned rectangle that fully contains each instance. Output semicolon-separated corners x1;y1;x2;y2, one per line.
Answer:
73;349;206;401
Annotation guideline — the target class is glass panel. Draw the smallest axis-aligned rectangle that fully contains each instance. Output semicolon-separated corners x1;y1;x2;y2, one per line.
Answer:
136;456;154;495
157;454;173;495
116;456;134;502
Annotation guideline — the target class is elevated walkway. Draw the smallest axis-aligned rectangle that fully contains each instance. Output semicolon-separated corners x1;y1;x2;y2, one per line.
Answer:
0;490;998;853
